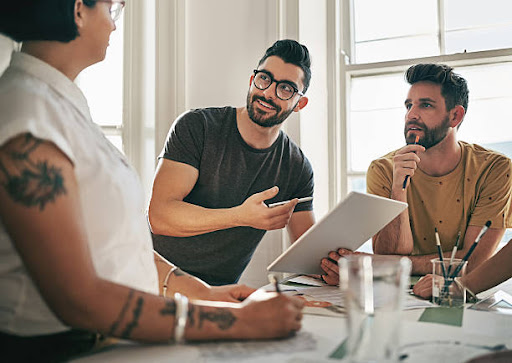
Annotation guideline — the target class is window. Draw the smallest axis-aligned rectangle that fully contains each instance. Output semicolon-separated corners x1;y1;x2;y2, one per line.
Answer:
76;15;125;152
341;0;512;248
343;0;512;194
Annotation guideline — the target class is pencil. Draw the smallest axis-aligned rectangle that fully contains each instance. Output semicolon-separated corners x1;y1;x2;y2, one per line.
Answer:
449;221;492;280
402;135;420;190
268;274;281;293
435;227;447;279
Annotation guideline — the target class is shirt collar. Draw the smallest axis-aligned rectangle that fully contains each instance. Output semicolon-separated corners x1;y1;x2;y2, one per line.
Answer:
9;51;91;120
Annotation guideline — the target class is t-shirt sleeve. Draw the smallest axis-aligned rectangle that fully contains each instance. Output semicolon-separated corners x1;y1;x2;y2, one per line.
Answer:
158;110;205;170
0;89;76;165
469;156;512;228
292;156;314;212
366;159;393;198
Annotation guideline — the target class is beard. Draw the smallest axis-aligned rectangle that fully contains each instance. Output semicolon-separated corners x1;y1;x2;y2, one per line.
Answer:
404;115;451;149
246;92;296;128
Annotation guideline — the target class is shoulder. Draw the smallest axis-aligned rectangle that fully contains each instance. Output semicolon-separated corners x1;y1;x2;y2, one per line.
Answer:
172;106;235;131
462;141;511;169
368;149;398;173
0;68;70;147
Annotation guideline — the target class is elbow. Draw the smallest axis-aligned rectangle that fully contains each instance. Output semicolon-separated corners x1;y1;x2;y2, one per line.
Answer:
49;281;103;330
147;207;168;236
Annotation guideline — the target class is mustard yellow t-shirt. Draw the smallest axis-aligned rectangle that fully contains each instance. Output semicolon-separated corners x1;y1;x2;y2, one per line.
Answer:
367;141;512;255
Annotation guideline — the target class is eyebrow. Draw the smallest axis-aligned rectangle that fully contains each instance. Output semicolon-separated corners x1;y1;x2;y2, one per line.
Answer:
259;69;300;90
404;97;437;105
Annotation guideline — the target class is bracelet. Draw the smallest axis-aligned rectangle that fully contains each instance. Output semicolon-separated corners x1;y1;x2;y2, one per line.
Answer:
454;277;478;303
173;292;188;344
162;266;178;297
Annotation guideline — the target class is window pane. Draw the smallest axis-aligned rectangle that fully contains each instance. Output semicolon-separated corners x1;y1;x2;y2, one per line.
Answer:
353;0;438;63
354;0;437;42
456;63;512;158
348;176;366;194
445;25;512;54
355;35;439;64
444;0;512;53
77;16;124;127
445;0;512;30
349;73;409;172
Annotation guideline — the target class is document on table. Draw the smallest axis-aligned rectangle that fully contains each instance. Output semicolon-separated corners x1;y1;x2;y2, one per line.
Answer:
292;286;434;310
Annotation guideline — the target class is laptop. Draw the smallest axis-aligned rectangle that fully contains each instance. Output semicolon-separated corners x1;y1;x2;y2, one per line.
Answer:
267;191;408;275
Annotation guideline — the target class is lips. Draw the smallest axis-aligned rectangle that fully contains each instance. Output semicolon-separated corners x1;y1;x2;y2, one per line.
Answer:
255;97;277;111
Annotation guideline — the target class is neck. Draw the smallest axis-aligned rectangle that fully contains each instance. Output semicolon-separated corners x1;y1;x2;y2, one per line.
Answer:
236;107;282;149
417;129;462;177
21;41;89;81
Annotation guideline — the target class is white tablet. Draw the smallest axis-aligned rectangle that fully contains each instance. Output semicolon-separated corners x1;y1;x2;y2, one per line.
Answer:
267;191;408;275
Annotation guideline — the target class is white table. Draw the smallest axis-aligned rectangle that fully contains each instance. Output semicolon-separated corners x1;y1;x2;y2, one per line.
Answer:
73;280;512;363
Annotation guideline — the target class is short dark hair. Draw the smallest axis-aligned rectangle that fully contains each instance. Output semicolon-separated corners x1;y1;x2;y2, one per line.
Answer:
258;39;312;94
405;63;469;113
0;0;96;43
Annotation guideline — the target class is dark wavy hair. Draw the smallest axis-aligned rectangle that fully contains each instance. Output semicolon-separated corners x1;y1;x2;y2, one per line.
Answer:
258;39;312;94
405;63;469;114
0;0;97;43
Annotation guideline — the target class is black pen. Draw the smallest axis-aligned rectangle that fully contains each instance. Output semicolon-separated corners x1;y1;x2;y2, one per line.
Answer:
449;221;492;280
402;135;420;190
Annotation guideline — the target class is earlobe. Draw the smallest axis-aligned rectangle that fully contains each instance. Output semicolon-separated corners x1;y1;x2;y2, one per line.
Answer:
451;105;465;128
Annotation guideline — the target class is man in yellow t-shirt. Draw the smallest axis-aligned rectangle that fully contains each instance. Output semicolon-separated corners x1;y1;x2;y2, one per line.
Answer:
319;63;512;283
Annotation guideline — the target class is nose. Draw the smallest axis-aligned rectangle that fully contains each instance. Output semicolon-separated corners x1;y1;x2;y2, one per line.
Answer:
406;104;419;121
262;82;277;100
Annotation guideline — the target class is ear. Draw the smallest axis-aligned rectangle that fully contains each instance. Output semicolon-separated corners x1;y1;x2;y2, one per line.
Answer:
75;0;85;29
249;75;254;87
293;96;308;112
449;105;465;128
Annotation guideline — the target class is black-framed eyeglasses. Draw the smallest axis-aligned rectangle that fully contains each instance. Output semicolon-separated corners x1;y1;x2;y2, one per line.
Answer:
252;70;304;101
96;0;126;22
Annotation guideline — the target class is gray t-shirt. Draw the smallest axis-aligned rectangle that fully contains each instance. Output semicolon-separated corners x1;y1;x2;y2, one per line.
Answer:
152;106;314;285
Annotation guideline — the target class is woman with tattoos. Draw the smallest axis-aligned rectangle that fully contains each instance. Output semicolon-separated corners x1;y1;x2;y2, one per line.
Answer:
0;1;304;361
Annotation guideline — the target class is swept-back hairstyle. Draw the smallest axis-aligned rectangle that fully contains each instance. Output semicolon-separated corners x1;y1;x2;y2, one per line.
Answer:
258;39;312;94
0;0;96;43
405;63;469;113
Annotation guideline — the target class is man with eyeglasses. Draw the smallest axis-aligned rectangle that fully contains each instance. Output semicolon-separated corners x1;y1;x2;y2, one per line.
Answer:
149;39;316;286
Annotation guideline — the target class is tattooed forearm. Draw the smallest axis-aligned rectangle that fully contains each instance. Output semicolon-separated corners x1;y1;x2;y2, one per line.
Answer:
198;307;236;330
187;304;195;327
160;299;177;316
108;289;134;336
0;133;66;210
120;296;144;339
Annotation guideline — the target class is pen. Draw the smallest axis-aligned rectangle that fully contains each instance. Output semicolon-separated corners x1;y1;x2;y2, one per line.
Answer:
269;274;281;293
446;231;461;277
402;135;420;190
268;196;313;208
449;220;492;280
435;227;447;279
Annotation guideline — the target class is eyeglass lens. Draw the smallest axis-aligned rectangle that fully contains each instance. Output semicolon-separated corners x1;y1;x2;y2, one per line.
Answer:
254;72;296;100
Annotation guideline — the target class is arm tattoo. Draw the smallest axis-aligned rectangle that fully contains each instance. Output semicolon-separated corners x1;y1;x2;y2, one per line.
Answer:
108;289;134;336
173;267;187;277
160;299;177;316
0;133;66;210
120;296;144;339
198;307;236;330
187;304;196;327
